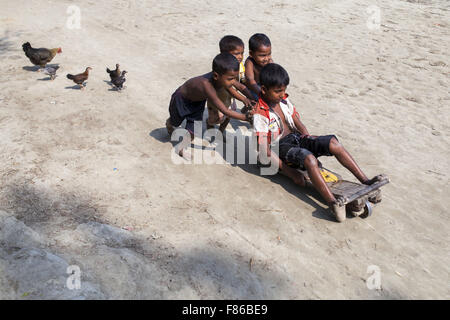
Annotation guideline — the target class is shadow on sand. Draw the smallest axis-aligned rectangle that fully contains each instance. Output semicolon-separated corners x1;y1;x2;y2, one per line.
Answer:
22;66;40;72
0;178;296;299
65;85;83;90
23;63;60;73
149;123;344;222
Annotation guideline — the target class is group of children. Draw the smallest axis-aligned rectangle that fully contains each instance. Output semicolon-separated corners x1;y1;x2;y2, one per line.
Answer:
165;33;381;222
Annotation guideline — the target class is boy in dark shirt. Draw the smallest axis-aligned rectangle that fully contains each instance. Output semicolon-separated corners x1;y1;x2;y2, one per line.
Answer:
166;52;252;157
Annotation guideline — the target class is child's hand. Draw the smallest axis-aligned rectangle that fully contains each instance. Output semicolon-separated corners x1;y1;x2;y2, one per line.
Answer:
245;110;254;123
241;99;257;114
244;98;254;108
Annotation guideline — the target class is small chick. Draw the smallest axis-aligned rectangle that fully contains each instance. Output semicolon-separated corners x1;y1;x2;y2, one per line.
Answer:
111;70;127;91
43;65;59;80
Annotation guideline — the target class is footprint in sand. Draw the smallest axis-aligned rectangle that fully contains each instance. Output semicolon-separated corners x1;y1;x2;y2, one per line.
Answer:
404;96;422;103
301;88;310;94
431;130;441;136
306;80;319;91
429;61;447;67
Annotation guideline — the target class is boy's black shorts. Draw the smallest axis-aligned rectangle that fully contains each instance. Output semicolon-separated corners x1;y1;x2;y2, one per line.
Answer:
279;132;337;168
168;88;206;134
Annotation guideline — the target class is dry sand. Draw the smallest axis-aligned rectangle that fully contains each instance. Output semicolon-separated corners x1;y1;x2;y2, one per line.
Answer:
0;0;449;299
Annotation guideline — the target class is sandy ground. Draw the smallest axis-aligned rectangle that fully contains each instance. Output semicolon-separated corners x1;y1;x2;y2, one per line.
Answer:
0;0;449;299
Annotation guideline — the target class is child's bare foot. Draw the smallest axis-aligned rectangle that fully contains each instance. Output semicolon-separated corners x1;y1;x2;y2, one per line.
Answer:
330;198;346;222
166;118;174;136
362;175;383;185
178;148;192;161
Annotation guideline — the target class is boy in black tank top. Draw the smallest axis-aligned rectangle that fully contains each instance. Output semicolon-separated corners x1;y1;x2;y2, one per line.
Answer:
244;33;274;103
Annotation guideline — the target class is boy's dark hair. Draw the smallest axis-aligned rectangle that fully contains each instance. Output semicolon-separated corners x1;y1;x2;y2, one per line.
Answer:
259;63;289;89
219;35;244;52
212;52;239;75
249;33;271;52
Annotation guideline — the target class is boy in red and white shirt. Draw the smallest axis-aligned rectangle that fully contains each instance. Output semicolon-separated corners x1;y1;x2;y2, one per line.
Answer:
254;64;381;222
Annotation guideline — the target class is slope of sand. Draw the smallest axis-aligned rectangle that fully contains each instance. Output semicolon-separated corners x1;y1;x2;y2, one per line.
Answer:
0;0;449;299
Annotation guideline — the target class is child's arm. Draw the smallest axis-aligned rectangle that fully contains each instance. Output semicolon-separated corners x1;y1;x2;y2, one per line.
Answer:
226;81;255;108
204;82;250;122
244;59;261;95
292;112;310;136
231;80;256;101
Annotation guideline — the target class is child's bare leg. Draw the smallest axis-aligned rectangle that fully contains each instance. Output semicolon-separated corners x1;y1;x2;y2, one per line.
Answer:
178;131;194;159
166;118;175;136
328;137;376;184
306;162;345;222
304;154;336;204
218;117;230;133
207;107;220;129
206;119;215;130
304;154;346;221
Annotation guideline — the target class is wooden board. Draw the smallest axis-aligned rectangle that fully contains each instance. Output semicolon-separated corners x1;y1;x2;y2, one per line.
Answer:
296;168;389;205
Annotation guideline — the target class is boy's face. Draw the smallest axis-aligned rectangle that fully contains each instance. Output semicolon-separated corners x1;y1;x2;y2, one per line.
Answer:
261;85;287;105
228;46;244;63
250;45;272;67
213;70;239;88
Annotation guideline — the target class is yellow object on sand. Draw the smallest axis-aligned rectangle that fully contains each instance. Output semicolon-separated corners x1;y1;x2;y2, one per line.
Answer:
320;169;339;183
